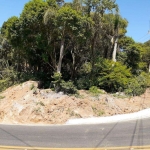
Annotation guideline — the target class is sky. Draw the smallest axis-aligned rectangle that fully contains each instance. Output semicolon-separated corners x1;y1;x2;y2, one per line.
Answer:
0;0;150;43
116;0;150;43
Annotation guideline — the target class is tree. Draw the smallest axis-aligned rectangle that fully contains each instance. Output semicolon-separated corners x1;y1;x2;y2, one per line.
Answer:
142;41;150;72
125;44;141;74
102;13;128;61
56;6;90;73
19;0;49;72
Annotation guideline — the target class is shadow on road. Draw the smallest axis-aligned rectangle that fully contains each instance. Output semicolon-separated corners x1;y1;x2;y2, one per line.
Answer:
130;119;143;147
95;122;118;148
0;127;32;147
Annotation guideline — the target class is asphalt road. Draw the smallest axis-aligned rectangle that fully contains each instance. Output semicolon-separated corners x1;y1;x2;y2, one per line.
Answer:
0;118;150;148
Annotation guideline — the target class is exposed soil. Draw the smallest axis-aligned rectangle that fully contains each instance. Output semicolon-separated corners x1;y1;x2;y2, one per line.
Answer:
0;81;150;124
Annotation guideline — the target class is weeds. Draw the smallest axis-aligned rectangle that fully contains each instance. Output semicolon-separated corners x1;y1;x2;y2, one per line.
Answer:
0;95;5;99
89;86;105;96
33;88;38;94
92;106;104;116
36;101;45;106
113;93;128;99
75;94;84;99
67;108;81;118
30;83;35;90
34;107;41;114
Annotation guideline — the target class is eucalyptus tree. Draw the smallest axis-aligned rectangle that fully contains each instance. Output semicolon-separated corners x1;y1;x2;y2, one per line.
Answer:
141;42;150;72
72;0;82;11
117;37;144;74
44;5;91;74
1;17;20;71
105;13;128;62
57;7;88;72
0;35;11;72
19;0;49;72
83;0;118;69
44;0;59;72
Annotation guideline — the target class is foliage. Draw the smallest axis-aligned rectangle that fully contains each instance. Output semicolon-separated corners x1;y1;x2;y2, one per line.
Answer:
89;86;104;95
0;69;20;92
52;72;78;94
0;95;5;99
80;62;92;75
52;72;62;92
60;80;78;94
0;0;150;97
125;44;141;74
76;76;92;90
92;106;104;116
30;83;35;90
125;74;147;96
94;58;132;92
0;79;11;92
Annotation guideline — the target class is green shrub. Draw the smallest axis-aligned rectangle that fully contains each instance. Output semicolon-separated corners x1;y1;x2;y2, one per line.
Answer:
80;62;92;75
141;72;150;87
77;58;132;93
76;62;93;90
89;86;99;94
93;58;132;92
89;86;104;95
52;72;78;94
0;79;12;92
76;76;92;90
60;80;78;94
52;72;62;92
125;73;147;96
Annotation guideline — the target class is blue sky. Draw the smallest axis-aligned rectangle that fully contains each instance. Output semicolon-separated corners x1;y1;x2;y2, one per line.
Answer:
116;0;150;43
0;0;150;43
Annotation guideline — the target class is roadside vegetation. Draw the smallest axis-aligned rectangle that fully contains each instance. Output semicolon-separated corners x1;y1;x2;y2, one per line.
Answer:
0;0;150;96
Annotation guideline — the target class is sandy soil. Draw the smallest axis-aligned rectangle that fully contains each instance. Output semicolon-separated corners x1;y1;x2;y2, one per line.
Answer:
0;81;150;124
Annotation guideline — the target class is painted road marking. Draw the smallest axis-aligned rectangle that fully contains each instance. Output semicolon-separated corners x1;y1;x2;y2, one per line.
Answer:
1;146;150;150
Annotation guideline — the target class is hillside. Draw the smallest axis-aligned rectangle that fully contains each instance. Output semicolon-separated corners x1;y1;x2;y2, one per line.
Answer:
0;81;150;125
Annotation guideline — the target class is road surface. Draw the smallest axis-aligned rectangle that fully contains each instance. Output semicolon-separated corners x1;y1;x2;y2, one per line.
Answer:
0;118;150;148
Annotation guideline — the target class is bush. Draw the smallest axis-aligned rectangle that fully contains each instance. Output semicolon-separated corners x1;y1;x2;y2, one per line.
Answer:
52;72;78;94
80;62;92;75
76;62;93;90
60;80;78;94
0;79;13;92
93;58;132;92
125;73;148;96
76;76;92;90
77;58;132;93
51;72;62;92
89;86;104;95
141;72;150;87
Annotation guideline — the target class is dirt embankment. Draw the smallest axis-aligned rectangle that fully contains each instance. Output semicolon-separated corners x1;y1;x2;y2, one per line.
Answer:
0;81;150;124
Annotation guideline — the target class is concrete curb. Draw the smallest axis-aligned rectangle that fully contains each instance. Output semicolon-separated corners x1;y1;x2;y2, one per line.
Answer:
66;108;150;125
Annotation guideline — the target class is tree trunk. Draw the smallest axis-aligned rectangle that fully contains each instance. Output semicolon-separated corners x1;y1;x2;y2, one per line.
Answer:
71;50;76;80
57;38;65;73
112;37;118;62
50;42;57;71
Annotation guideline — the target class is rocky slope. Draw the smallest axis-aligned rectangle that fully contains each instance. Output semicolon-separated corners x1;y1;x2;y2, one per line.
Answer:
0;81;149;124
